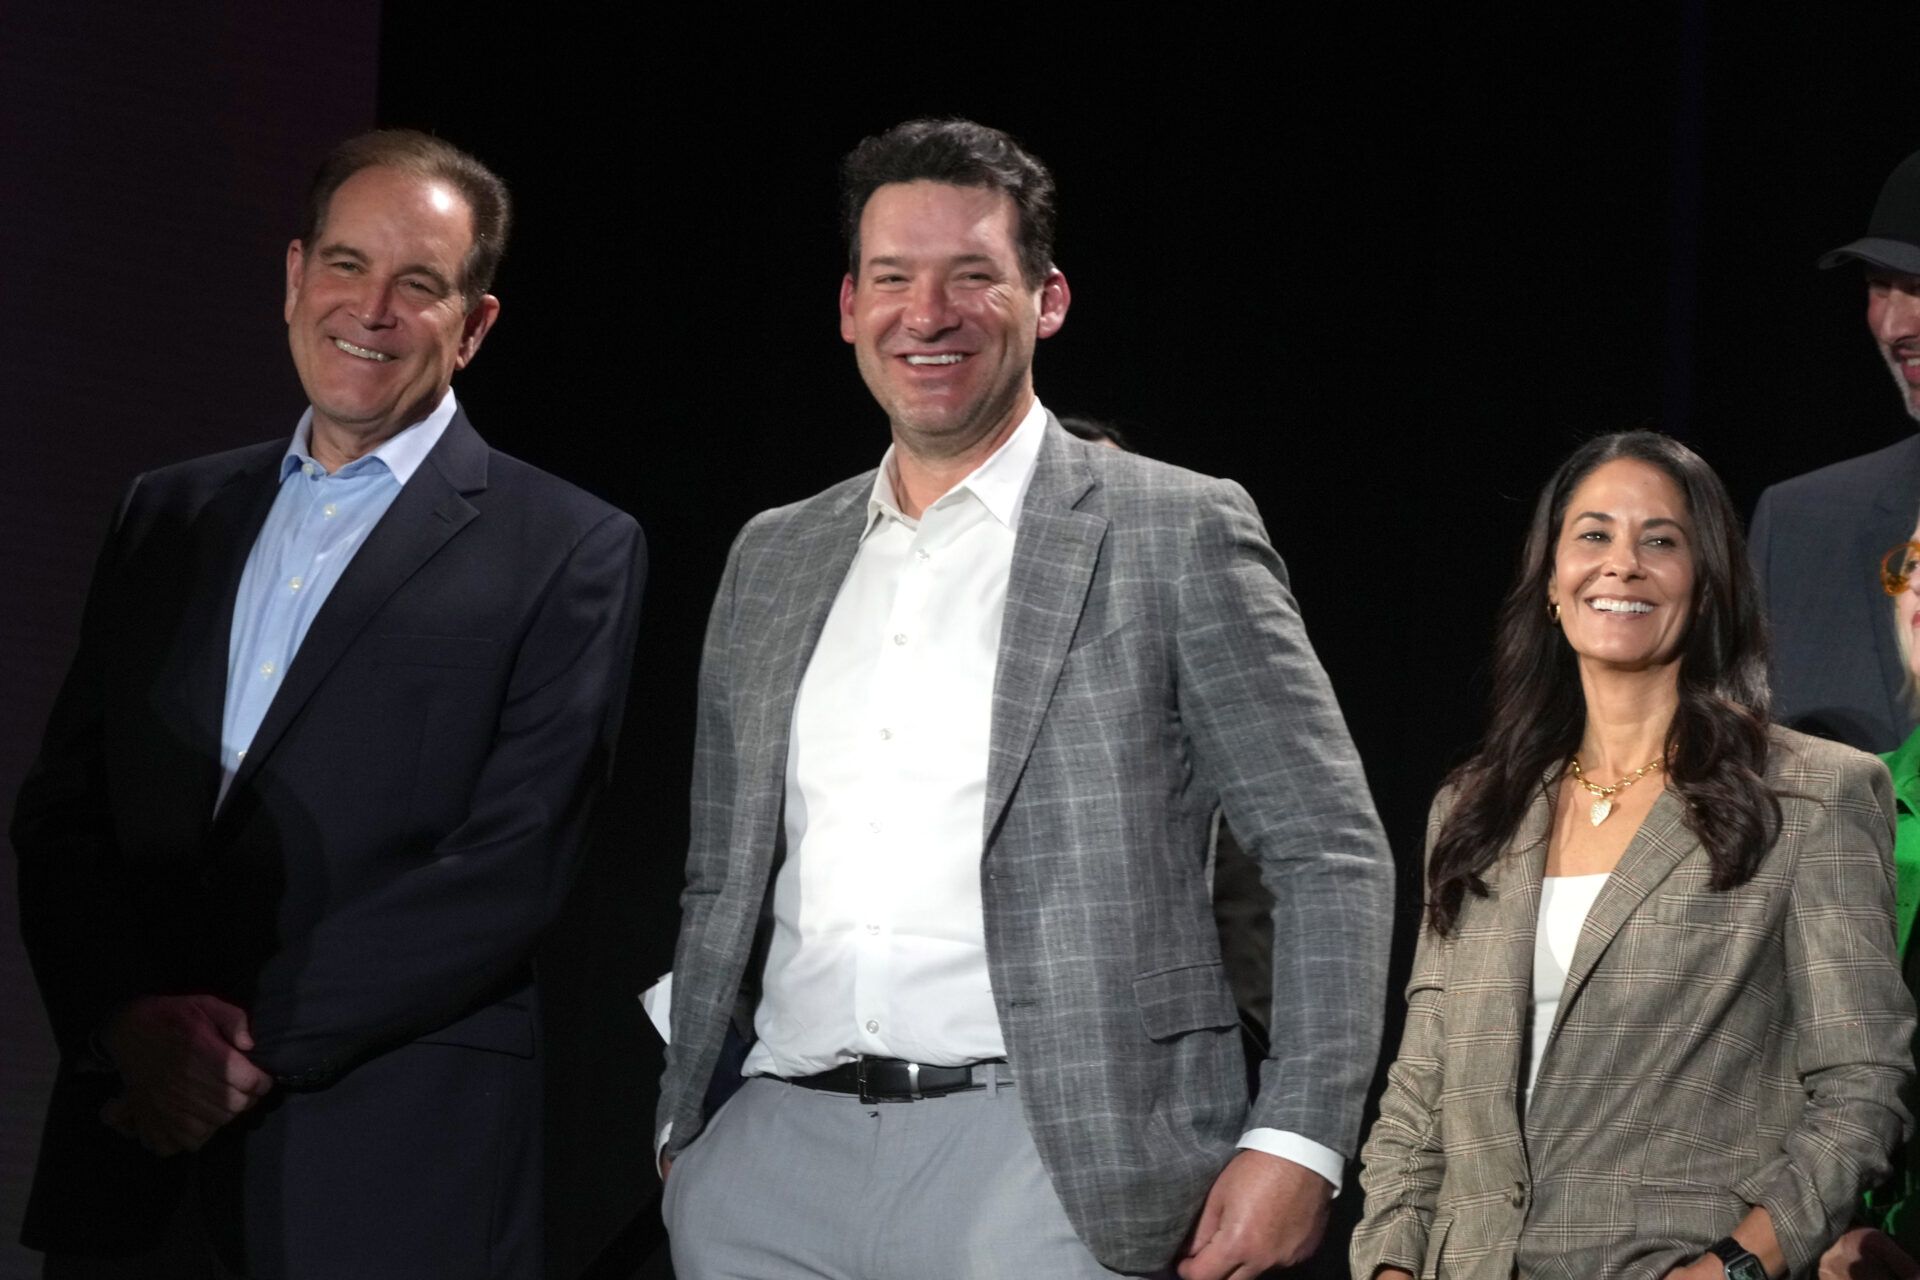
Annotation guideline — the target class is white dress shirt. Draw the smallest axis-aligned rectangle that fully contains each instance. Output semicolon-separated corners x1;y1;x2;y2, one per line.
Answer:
742;400;1046;1077
733;397;1343;1189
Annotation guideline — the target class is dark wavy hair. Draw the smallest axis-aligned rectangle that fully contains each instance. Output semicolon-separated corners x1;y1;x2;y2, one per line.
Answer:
1426;431;1778;935
840;118;1057;288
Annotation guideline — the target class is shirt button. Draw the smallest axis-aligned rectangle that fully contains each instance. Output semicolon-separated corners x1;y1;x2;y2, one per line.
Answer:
323;503;338;518
235;749;247;761
867;821;881;834
892;633;908;645
878;728;893;741
288;576;303;591
865;1020;879;1034
259;661;276;677
301;461;318;477
915;549;930;562
866;924;880;935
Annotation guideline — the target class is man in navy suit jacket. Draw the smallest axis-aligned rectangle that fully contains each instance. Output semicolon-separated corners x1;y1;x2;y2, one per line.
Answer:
1753;148;1920;753
12;130;645;1278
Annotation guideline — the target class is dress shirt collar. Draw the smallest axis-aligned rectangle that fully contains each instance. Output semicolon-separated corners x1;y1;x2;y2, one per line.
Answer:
282;387;459;485
864;397;1049;538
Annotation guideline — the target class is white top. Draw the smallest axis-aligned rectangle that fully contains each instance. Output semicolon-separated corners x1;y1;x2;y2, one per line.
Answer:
1525;873;1610;1116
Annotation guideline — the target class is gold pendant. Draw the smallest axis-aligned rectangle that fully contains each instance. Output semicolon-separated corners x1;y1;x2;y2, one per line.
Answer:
1589;797;1613;826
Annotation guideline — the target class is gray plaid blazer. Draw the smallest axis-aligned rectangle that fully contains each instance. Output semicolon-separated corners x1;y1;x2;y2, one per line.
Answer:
657;419;1393;1271
1352;728;1914;1280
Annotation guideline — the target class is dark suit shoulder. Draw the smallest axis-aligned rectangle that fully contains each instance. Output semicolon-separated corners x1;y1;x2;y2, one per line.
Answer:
1760;434;1920;512
131;439;285;505
474;446;638;539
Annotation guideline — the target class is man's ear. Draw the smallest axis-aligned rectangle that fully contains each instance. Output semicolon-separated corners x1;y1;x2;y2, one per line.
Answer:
455;295;501;369
1036;267;1071;340
284;240;307;325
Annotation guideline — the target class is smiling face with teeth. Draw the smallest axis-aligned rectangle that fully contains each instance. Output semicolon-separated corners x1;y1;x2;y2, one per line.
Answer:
1867;268;1920;423
284;165;499;466
1548;458;1697;677
839;181;1069;465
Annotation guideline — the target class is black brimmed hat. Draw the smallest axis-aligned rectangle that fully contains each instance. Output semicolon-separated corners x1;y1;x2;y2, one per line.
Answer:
1820;149;1920;274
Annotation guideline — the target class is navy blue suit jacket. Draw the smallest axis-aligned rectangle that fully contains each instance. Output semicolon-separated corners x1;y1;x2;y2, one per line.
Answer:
1751;433;1920;753
12;410;646;1277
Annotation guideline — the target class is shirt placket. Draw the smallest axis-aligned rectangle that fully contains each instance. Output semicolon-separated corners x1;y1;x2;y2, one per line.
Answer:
851;516;936;1057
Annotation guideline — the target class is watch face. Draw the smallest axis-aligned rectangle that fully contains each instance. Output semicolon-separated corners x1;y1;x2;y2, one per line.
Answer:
1710;1242;1766;1280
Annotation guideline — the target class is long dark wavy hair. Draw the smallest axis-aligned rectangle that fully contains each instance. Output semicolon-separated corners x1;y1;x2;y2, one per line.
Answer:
1426;431;1779;935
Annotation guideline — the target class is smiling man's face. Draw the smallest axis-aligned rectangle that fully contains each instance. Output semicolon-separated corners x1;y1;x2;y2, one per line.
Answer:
838;180;1066;461
1868;268;1920;423
284;165;498;453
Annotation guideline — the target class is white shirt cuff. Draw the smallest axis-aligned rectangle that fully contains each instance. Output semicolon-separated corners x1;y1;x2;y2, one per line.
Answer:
1236;1128;1344;1193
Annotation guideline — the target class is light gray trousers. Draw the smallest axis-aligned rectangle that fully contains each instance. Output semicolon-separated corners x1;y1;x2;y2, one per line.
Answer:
663;1070;1165;1279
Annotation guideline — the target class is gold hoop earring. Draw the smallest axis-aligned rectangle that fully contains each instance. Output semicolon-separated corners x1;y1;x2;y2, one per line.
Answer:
1547;600;1562;623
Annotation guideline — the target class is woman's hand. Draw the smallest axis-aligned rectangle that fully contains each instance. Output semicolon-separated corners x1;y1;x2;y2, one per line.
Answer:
1819;1226;1920;1279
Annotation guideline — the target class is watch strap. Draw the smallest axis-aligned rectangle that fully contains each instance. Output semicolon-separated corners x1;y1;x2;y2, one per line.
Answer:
1706;1236;1767;1280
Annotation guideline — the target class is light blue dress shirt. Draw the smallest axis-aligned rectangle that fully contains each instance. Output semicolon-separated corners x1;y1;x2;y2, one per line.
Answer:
217;390;458;808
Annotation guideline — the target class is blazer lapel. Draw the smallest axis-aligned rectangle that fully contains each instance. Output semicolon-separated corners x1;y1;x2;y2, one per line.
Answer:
739;483;869;809
983;426;1106;843
176;449;285;821
1484;776;1554;1148
1551;788;1695;1037
220;416;488;806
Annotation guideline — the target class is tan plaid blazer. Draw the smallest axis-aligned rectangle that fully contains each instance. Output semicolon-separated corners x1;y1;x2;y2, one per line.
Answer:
1352;727;1914;1279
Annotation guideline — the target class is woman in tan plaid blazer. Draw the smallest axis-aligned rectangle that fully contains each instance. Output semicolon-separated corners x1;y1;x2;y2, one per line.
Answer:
1353;433;1915;1280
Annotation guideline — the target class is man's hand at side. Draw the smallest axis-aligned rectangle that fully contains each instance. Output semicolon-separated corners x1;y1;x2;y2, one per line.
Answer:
1178;1149;1332;1279
99;994;274;1156
1820;1226;1920;1279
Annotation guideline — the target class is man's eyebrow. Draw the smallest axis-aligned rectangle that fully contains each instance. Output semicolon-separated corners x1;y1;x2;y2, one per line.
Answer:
315;241;369;264
864;253;999;270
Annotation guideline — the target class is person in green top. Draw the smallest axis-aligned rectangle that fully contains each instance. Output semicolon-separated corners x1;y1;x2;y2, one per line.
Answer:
1823;526;1920;1279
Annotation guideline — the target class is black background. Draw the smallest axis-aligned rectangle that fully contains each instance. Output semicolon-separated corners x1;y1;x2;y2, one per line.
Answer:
7;5;1920;1276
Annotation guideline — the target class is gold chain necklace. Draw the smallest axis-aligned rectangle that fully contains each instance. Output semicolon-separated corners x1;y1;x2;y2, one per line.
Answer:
1567;755;1664;827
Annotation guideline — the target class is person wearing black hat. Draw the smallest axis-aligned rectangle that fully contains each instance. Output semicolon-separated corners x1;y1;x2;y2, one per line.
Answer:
1750;149;1920;755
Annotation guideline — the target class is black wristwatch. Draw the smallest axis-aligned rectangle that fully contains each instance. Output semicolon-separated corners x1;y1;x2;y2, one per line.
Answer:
1706;1237;1767;1280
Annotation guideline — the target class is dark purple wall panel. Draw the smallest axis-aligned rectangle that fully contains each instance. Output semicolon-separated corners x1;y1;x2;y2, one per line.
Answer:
0;5;378;1274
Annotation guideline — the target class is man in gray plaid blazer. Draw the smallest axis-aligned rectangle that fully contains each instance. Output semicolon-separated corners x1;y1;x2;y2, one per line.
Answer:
656;118;1393;1278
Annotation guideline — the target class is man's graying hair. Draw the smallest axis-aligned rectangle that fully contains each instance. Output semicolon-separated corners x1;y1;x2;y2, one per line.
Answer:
298;129;511;308
840;118;1057;288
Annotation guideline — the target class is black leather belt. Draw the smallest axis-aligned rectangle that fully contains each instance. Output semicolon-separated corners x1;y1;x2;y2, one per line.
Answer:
786;1056;1002;1103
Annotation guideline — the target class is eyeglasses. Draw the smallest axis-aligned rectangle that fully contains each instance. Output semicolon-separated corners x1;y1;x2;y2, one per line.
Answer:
1882;541;1920;596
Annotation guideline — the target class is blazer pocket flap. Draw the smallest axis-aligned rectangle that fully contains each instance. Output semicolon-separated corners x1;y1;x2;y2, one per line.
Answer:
416;1001;535;1057
372;634;500;669
1134;961;1239;1040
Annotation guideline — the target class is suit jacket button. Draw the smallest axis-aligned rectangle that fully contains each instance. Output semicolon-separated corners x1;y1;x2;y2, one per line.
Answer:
1509;1181;1527;1208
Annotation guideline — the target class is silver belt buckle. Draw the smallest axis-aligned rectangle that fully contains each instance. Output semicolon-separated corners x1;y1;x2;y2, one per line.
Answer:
907;1061;922;1100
